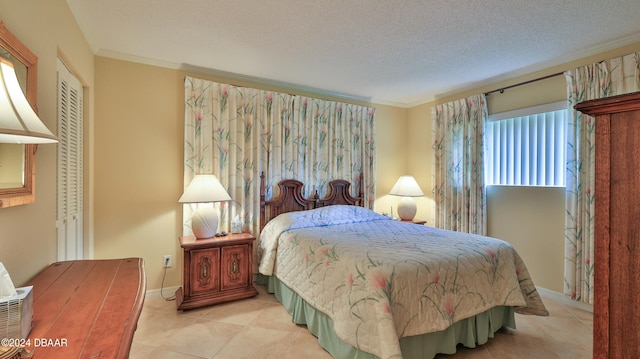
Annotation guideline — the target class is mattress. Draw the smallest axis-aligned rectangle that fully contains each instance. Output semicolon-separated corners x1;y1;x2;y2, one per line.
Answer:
258;205;548;358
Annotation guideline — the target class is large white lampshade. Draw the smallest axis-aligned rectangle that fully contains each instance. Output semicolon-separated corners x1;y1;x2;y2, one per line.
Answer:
0;58;57;144
389;175;424;221
179;174;232;239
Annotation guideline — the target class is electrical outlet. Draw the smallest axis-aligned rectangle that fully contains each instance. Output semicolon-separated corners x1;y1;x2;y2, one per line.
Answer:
163;255;173;268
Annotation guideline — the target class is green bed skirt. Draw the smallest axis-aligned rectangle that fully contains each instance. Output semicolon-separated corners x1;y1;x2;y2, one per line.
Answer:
257;274;516;359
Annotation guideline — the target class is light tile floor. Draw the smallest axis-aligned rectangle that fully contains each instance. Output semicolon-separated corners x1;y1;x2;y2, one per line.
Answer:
130;286;592;359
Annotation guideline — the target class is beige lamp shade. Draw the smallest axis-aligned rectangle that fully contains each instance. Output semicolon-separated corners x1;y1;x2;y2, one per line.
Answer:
179;174;232;238
0;58;57;144
389;175;424;221
178;174;232;203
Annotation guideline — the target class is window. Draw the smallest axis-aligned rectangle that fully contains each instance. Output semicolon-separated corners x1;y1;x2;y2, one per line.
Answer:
485;101;567;187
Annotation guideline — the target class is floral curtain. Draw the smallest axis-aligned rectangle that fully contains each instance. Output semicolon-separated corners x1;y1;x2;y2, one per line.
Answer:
183;77;376;236
263;96;376;206
564;52;640;304
433;94;488;235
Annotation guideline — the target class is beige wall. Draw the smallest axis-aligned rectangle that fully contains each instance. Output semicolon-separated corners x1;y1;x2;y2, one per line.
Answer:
371;104;408;216
375;102;435;223
93;57;408;290
93;58;184;289
486;186;566;291
0;0;94;286
406;102;435;224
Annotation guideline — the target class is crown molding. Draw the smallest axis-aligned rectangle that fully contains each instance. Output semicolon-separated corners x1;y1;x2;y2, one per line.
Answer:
94;32;640;110
180;63;373;104
96;50;374;105
436;32;640;102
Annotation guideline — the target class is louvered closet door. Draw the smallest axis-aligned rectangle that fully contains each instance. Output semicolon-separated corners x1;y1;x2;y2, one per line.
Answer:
56;59;84;261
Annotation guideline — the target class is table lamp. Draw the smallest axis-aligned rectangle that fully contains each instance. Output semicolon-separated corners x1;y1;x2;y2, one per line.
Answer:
179;174;231;238
389;175;424;221
0;58;57;144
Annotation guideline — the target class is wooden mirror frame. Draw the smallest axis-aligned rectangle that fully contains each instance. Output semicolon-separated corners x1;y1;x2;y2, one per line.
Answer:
0;21;38;208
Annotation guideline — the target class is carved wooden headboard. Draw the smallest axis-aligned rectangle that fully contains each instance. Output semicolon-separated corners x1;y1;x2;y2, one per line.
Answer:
259;172;363;231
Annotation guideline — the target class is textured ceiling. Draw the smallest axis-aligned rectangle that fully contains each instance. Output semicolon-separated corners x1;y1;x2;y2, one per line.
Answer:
67;0;640;106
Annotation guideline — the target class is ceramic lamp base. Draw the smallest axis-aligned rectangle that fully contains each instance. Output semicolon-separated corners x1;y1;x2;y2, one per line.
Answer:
397;196;417;221
191;206;219;239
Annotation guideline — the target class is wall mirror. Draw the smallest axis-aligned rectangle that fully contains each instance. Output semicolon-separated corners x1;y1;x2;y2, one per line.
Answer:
0;21;38;208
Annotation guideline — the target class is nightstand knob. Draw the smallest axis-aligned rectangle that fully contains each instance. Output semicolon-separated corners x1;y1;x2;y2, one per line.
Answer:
232;259;238;273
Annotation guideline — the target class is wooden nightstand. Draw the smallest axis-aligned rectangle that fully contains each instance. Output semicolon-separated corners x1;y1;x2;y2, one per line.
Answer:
400;219;427;225
176;233;258;310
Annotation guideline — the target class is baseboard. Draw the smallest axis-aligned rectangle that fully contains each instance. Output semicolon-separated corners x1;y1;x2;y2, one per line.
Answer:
146;286;180;295
536;286;593;313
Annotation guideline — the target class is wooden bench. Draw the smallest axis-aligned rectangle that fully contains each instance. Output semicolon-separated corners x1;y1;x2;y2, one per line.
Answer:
21;258;146;358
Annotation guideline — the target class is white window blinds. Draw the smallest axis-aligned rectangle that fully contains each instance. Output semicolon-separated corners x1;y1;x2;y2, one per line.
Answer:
485;102;567;187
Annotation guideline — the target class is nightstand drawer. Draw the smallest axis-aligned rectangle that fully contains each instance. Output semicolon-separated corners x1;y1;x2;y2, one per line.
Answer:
189;247;220;296
221;244;251;290
176;233;258;310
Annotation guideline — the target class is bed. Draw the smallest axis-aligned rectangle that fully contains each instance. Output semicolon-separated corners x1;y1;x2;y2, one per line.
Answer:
257;175;548;359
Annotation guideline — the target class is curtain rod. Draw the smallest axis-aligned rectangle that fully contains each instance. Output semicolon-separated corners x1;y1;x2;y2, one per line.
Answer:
484;71;564;96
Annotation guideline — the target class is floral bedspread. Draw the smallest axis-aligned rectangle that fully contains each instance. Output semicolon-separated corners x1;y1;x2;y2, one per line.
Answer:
258;205;548;359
